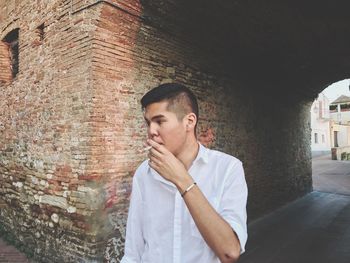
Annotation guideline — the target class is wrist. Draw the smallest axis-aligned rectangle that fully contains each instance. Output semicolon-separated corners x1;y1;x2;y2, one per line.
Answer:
181;182;197;197
175;173;194;193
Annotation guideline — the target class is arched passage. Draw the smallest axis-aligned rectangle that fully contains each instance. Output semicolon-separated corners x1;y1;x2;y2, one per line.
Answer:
138;0;350;218
1;0;350;262
311;80;350;195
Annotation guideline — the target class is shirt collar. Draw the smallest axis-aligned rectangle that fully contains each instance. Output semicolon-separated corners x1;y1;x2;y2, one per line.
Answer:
195;142;209;164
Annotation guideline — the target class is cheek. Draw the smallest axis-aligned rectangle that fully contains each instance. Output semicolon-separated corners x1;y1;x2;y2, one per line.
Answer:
169;125;186;138
158;126;174;138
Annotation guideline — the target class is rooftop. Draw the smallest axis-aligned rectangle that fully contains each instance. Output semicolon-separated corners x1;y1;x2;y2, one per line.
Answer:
330;95;350;105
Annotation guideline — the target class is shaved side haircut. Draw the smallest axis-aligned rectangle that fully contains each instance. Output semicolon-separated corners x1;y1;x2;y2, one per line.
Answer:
141;83;199;132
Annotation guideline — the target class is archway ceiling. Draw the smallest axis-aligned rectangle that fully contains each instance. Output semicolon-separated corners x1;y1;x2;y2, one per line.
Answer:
141;0;350;101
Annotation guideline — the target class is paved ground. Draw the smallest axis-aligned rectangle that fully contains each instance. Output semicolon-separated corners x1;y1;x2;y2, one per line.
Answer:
0;238;31;263
1;154;349;262
239;191;350;263
312;154;350;195
240;154;350;263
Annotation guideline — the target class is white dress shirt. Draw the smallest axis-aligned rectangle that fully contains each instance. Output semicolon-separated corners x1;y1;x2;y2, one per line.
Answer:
121;143;248;263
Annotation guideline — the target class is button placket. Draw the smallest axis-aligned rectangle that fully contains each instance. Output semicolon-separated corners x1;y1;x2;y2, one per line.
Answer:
173;191;182;263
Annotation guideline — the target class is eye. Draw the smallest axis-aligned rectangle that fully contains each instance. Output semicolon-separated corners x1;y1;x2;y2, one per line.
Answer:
157;119;166;125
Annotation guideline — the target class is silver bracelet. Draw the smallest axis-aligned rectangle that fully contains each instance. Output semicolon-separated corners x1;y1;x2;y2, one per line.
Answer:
181;182;197;197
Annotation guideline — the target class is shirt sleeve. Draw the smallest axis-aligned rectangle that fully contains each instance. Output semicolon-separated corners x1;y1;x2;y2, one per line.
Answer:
219;160;248;254
121;175;145;263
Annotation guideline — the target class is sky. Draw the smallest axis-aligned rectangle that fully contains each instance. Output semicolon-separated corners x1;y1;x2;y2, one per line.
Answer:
322;79;350;102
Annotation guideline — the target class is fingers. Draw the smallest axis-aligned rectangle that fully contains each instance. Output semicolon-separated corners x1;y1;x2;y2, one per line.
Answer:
147;139;165;153
148;147;162;159
148;159;156;170
148;149;162;166
148;158;160;170
145;139;171;173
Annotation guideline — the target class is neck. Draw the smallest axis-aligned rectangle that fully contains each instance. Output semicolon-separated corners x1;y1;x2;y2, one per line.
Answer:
176;136;199;170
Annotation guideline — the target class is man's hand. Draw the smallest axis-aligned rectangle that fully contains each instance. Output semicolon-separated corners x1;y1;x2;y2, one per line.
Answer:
146;139;191;187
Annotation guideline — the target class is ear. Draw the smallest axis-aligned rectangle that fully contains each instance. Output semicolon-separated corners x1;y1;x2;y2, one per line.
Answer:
185;113;197;131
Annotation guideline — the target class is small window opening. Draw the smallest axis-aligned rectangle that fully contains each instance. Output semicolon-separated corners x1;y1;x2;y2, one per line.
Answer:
2;28;19;79
36;23;45;42
314;133;318;144
1;28;19;83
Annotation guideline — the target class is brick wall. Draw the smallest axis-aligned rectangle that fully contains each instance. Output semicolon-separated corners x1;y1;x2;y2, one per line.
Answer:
0;41;12;84
0;0;313;262
0;0;105;261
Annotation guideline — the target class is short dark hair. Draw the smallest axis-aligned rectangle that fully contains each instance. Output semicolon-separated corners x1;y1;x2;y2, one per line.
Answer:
141;83;199;129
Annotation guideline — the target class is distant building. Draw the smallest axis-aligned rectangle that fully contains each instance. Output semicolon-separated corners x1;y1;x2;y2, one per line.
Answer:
310;93;331;157
329;95;350;148
329;95;350;125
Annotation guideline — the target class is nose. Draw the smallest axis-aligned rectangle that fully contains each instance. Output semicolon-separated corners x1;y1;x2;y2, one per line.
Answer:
148;122;158;139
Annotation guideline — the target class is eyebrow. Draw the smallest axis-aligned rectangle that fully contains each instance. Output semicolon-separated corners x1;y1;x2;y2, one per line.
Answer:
144;114;166;122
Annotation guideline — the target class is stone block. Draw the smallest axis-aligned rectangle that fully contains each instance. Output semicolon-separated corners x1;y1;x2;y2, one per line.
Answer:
39;195;68;210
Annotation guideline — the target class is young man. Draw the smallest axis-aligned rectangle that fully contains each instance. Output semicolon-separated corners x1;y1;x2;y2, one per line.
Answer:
121;83;248;263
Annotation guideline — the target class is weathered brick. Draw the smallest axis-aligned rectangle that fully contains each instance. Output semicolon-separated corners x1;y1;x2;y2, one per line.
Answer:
0;0;315;263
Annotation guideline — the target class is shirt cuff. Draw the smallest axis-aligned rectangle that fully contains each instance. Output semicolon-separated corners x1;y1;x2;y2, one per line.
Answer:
228;220;248;254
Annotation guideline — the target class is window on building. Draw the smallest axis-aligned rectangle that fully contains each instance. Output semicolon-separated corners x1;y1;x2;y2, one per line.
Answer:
1;28;19;82
329;105;337;112
319;101;323;118
334;131;339;147
314;133;318;144
322;134;325;143
340;103;350;112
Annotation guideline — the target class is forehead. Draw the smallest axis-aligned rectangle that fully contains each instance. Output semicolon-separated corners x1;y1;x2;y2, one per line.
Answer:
144;101;175;118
